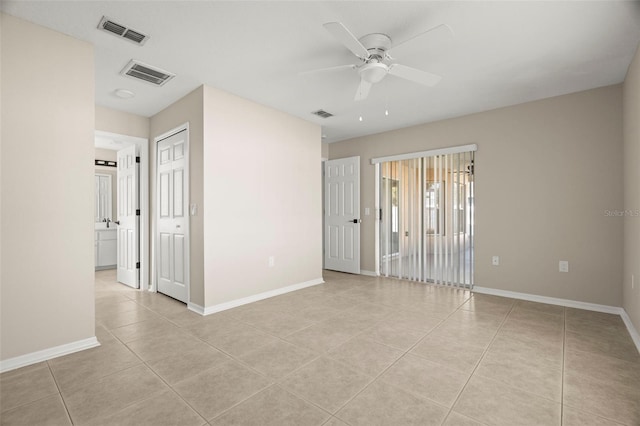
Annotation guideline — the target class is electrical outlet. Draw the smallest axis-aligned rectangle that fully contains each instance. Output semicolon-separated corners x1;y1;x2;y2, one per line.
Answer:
364;207;370;216
559;261;569;273
492;256;500;266
268;256;275;267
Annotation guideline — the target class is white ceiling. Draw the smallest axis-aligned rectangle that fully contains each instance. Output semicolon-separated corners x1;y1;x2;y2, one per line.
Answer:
4;1;639;143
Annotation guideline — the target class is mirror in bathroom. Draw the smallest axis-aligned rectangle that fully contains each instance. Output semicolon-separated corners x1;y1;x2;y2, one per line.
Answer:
95;173;113;222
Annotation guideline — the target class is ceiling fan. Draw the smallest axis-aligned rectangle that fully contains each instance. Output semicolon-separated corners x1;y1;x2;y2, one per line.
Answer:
307;22;453;101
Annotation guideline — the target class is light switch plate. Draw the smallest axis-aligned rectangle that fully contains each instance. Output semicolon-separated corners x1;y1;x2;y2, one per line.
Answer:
559;260;569;273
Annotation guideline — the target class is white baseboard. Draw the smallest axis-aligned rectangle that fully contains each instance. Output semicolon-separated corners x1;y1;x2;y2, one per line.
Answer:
472;286;621;314
473;286;640;354
0;337;100;373
187;302;206;315
360;270;378;277
620;310;640;352
189;277;325;316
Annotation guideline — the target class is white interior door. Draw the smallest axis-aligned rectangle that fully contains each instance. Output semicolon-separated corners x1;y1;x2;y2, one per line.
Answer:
156;130;188;303
116;145;139;288
324;156;361;274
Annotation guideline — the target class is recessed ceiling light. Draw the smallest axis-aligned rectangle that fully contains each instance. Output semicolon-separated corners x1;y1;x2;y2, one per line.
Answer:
114;88;135;99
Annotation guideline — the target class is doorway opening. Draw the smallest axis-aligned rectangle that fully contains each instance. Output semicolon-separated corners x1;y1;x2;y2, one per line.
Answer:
374;145;475;288
94;131;149;289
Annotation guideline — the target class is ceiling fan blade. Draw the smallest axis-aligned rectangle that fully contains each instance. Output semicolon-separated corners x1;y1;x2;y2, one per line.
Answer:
388;64;442;87
387;24;454;55
299;64;356;76
354;79;373;101
323;22;370;60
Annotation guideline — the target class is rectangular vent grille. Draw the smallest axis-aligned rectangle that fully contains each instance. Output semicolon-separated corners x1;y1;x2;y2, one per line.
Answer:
312;109;334;118
120;60;175;86
98;16;149;45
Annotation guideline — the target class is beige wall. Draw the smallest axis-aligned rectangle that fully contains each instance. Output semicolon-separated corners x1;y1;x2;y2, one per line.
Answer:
1;14;95;360
623;44;640;330
322;142;329;159
149;87;205;306
149;85;322;309
330;85;623;307
95;106;149;139
202;85;322;307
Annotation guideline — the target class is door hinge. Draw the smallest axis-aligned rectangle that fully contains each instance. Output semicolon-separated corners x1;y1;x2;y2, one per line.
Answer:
136;209;140;216
136;156;140;163
136;262;140;269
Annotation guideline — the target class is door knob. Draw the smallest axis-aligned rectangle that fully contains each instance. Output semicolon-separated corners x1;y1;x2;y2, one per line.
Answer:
351;219;361;224
114;221;120;225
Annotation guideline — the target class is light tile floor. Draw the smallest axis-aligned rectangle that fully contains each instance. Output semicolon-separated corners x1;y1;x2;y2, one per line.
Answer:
1;269;639;425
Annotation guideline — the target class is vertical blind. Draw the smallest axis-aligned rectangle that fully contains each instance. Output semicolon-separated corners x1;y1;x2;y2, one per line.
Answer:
375;147;475;288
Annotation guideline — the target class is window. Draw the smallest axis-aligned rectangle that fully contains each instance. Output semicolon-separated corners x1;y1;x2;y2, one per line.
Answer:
425;181;442;235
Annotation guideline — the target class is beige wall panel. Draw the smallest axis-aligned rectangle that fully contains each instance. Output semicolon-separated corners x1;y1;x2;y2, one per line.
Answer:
1;14;95;360
149;87;205;306
330;85;623;306
202;85;322;307
96;106;149;139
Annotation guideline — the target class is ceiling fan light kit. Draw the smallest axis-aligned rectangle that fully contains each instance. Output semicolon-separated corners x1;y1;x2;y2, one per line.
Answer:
359;63;388;84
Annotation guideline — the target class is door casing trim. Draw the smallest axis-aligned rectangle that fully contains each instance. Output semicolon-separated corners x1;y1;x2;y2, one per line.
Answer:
152;123;190;305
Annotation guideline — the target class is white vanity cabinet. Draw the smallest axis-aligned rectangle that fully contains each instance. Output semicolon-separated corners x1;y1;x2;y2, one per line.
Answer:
95;228;117;269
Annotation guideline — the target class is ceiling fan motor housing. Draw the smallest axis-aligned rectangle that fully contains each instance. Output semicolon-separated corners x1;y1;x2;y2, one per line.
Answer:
358;33;392;83
359;33;392;61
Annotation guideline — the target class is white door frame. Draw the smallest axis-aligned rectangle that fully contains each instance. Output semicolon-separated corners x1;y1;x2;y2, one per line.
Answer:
95;130;149;289
151;123;190;305
321;158;327;269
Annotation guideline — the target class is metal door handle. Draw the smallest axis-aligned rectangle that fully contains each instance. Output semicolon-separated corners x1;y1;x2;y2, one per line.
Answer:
114;221;120;225
351;219;361;224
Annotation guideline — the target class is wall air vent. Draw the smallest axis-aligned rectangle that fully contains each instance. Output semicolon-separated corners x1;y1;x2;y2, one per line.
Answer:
120;60;175;86
98;16;149;46
312;109;334;118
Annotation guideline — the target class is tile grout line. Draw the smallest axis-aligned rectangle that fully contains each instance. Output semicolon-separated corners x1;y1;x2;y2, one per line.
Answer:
132;293;340;424
208;287;471;422
97;272;335;423
440;298;516;426
94;272;606;425
45;361;75;425
83;319;195;424
116;329;211;425
328;289;475;423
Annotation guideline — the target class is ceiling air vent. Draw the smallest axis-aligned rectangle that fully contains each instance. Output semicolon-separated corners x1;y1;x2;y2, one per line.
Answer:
120;60;175;86
312;109;334;119
98;16;149;46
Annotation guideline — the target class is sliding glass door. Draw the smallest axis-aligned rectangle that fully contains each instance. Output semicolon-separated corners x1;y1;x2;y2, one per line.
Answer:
378;150;475;288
